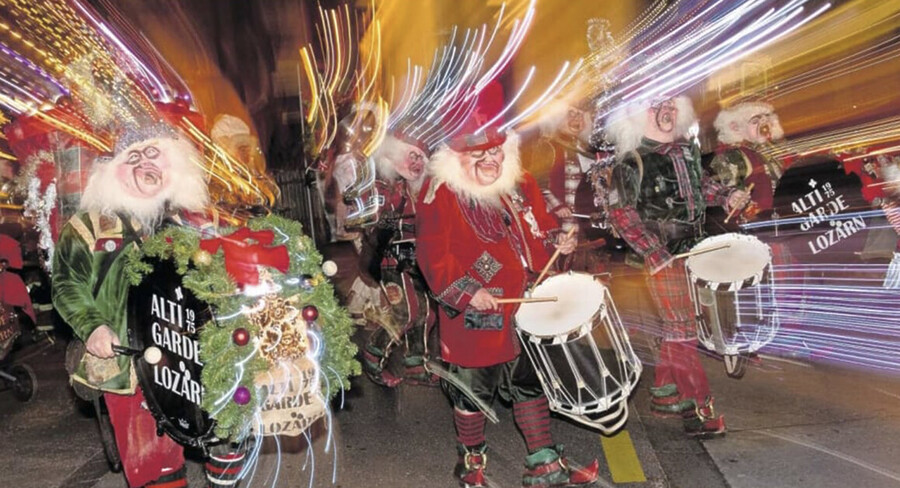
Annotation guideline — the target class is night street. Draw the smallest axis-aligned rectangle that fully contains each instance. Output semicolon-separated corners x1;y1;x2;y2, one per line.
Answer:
4;320;900;488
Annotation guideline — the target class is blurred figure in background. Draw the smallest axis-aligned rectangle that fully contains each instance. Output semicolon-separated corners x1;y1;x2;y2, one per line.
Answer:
606;95;749;438
710;100;786;221
360;132;438;387
528;99;609;274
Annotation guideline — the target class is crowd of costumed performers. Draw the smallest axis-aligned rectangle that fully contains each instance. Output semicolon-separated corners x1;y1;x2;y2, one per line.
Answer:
2;2;900;488
46;117;357;488
312;61;900;488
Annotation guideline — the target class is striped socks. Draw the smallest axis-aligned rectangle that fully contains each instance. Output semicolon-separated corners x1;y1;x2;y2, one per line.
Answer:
513;397;553;453
453;407;486;448
204;449;246;487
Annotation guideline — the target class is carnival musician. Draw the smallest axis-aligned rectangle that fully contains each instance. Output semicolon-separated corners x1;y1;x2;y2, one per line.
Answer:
52;125;246;488
416;81;598;488
360;132;438;386
529;99;608;273
710;100;786;219
878;154;900;287
605;95;749;438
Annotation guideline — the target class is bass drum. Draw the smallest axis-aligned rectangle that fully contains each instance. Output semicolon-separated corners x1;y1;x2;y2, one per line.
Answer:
127;258;217;448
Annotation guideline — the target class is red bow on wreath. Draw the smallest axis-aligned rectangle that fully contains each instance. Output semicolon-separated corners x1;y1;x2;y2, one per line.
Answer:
199;228;290;287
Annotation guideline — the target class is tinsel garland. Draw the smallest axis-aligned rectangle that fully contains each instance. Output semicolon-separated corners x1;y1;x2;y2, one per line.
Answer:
124;214;360;440
16;150;58;271
23;177;56;271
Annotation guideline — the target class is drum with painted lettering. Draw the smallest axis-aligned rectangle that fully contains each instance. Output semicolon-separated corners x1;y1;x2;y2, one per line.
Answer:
127;258;217;448
685;233;779;378
514;272;642;434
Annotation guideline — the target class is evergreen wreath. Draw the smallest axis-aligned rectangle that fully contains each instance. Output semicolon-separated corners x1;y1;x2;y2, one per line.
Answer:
125;214;360;440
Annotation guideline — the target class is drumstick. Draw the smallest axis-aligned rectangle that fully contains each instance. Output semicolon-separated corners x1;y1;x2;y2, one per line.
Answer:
572;213;592;219
392;237;416;244
674;243;731;260
112;345;163;365
531;227;577;292
496;296;558;304
724;183;754;223
867;181;900;188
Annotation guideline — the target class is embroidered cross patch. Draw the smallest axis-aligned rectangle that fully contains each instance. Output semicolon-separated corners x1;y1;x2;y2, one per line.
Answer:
473;251;502;282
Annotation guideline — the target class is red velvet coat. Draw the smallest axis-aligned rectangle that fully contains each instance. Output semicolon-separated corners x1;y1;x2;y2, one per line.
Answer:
416;172;559;367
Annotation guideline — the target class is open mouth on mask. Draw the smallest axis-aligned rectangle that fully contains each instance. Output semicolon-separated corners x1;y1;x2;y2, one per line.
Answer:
475;160;501;182
134;164;163;193
568;120;584;134
759;124;771;139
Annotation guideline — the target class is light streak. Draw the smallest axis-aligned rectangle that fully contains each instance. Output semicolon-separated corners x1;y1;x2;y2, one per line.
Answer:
501;59;583;132
71;0;170;102
767;116;900;160
588;0;831;120
0;92;111;151
475;65;535;134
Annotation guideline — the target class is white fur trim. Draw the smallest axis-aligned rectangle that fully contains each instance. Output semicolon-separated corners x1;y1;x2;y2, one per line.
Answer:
80;136;209;228
426;131;522;206
373;134;409;180
605;96;696;157
714;102;784;145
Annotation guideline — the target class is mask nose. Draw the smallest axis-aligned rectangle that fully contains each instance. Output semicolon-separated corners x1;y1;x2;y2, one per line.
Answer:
484;150;502;166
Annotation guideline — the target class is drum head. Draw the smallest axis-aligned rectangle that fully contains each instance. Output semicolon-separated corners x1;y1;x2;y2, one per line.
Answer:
127;258;217;448
515;273;606;337
687;233;770;286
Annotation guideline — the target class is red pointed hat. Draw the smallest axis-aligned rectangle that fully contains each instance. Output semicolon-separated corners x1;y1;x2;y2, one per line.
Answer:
447;80;507;152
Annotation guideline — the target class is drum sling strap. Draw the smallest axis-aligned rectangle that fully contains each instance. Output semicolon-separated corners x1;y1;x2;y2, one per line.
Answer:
93;212;142;297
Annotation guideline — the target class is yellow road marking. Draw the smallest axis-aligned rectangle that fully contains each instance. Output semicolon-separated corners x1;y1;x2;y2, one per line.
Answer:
600;430;647;483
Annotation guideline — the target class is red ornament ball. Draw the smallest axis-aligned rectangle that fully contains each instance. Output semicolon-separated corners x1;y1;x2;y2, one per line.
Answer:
233;386;251;405
302;305;319;322
232;328;250;346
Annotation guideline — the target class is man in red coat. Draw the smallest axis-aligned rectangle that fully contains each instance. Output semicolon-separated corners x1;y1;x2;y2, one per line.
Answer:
416;82;598;488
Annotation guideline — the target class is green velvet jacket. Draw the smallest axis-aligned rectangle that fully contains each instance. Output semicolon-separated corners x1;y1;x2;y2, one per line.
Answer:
52;212;142;393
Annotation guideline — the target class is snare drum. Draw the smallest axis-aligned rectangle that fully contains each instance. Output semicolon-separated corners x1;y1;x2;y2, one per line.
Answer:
685;233;779;375
515;272;642;434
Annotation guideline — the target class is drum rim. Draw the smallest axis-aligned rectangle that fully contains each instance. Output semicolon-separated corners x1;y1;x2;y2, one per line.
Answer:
687;233;772;290
514;272;608;338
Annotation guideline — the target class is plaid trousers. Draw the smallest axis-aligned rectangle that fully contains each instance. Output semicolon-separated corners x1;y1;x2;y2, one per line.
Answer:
645;264;711;402
645;264;697;342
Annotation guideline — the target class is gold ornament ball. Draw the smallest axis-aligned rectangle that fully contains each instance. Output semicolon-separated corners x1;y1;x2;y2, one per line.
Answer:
192;249;213;267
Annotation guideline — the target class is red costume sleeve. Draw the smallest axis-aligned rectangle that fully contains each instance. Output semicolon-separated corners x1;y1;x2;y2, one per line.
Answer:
701;174;733;208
